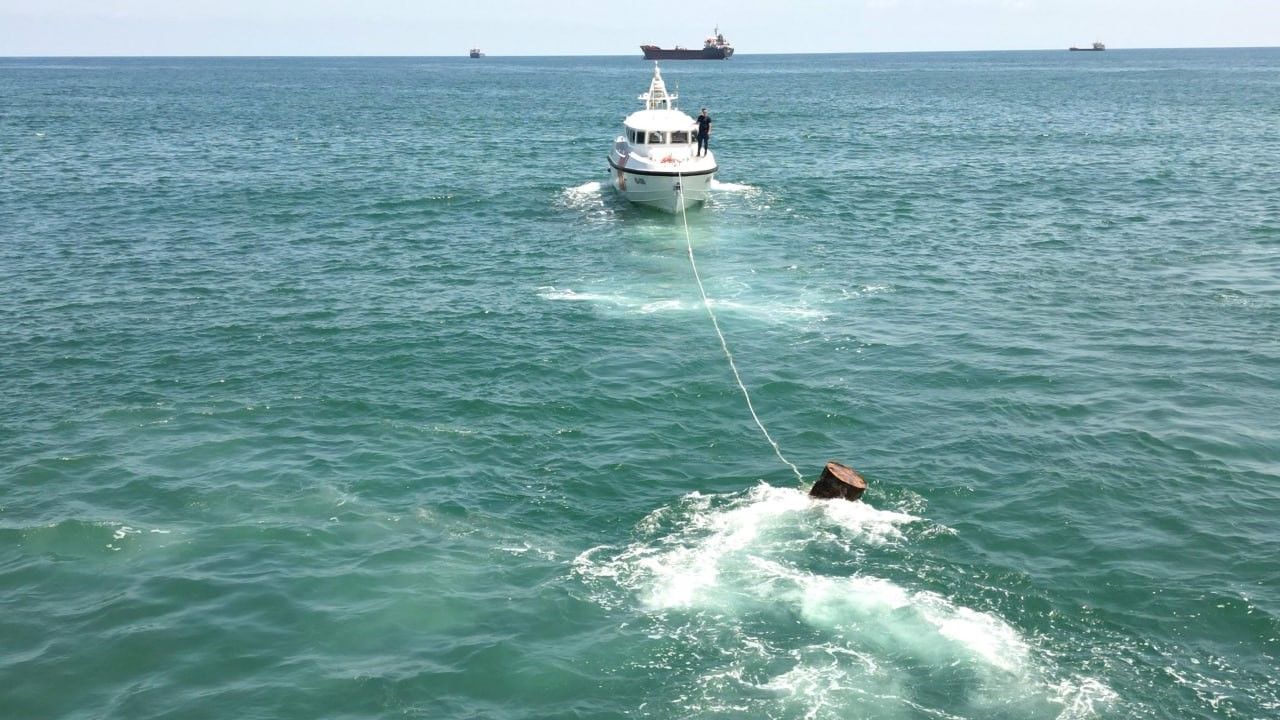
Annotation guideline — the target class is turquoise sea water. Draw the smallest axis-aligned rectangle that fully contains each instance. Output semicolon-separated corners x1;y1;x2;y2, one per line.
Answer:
2;49;1278;719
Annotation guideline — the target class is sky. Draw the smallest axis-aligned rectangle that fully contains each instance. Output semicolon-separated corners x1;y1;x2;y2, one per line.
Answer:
1;0;1278;56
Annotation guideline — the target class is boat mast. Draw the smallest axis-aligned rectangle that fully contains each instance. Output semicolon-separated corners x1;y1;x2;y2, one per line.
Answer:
639;63;677;110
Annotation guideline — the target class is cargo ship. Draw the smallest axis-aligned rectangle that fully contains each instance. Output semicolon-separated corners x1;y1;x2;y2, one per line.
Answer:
1069;42;1106;51
641;27;733;60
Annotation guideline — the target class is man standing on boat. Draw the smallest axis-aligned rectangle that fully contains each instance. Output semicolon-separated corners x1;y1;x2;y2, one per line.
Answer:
696;108;711;157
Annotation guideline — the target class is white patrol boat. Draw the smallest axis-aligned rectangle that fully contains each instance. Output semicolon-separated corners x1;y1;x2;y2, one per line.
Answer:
608;64;716;213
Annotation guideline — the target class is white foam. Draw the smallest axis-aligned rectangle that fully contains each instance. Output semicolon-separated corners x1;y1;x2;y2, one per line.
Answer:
536;286;824;322
430;424;475;436
710;180;757;193
564;180;602;196
839;284;893;301
573;484;1116;717
916;591;1032;673
726;560;1030;676
576;484;920;611
535;286;627;306
498;542;557;560
556;180;613;217
103;523;173;551
638;299;689;314
1051;676;1120;720
112;525;139;541
707;298;825;321
813;489;919;541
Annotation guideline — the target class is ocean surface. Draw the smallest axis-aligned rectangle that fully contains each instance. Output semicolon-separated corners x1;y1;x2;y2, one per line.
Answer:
2;49;1278;719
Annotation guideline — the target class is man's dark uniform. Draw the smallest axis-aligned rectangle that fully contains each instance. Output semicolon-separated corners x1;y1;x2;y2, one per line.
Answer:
696;111;712;157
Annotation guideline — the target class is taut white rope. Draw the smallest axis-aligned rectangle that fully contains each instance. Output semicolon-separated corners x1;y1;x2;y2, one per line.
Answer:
675;173;804;483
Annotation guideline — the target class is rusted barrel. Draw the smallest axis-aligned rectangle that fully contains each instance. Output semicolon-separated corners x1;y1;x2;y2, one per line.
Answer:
808;461;867;501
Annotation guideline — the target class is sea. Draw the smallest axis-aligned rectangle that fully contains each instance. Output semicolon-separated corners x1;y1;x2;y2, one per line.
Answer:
2;49;1278;719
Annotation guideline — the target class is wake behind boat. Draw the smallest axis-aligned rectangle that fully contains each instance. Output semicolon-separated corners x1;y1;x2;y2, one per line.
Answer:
608;64;717;213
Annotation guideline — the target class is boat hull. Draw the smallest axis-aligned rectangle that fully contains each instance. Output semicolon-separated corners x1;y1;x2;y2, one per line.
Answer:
608;159;715;213
640;45;733;60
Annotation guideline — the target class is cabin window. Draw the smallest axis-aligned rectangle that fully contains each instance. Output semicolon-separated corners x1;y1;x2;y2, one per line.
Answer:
671;130;689;144
648;131;664;144
628;129;640;143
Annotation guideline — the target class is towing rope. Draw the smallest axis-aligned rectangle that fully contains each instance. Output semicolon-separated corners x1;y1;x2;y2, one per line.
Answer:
675;172;804;483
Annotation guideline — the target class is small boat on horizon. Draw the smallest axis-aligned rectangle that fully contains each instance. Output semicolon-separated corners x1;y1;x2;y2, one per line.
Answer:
607;64;717;213
1069;42;1106;51
641;27;733;60
469;48;484;58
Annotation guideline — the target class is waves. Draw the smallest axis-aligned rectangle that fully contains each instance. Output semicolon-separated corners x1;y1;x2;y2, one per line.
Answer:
564;180;603;197
4;52;1279;720
575;484;920;608
561;179;756;197
536;285;825;322
575;484;1116;718
709;180;758;193
555;178;763;221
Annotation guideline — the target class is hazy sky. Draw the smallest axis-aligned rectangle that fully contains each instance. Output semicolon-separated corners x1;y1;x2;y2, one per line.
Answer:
2;0;1278;56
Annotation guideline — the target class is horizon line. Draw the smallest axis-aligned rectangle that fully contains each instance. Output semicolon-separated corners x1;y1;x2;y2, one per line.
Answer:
3;44;1279;60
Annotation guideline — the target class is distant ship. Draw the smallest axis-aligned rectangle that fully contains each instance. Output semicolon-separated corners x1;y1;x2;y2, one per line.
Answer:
641;27;733;60
469;48;484;58
1069;42;1106;52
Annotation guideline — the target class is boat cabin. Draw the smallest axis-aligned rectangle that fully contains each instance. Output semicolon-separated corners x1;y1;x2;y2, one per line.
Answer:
624;128;692;146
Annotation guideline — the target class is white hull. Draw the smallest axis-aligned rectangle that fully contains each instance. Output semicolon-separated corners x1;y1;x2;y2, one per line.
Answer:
608;142;716;214
611;167;713;213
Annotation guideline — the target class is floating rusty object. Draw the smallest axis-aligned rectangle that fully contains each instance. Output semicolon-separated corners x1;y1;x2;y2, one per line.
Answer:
808;461;867;501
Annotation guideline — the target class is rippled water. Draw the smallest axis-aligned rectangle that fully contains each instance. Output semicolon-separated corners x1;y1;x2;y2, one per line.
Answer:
2;50;1278;719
